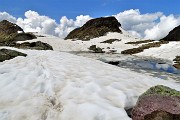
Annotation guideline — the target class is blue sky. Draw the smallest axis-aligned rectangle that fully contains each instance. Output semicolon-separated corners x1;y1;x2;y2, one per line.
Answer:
0;0;180;21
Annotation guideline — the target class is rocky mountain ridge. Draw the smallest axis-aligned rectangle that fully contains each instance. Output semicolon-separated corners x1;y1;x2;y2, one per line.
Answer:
65;16;122;40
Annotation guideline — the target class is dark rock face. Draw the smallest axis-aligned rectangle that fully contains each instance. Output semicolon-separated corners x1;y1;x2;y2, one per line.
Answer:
132;85;180;120
65;17;122;40
15;41;53;50
0;49;27;62
0;20;36;44
162;25;180;41
0;20;23;34
13;33;37;41
173;56;180;69
89;45;104;53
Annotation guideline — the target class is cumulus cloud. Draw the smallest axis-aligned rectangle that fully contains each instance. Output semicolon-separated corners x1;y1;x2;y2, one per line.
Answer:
144;15;180;40
15;10;92;38
0;12;17;23
16;10;58;36
55;15;92;38
114;9;163;38
0;9;179;40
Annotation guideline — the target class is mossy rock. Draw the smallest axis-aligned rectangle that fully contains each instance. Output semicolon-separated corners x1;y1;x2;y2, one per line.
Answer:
15;41;53;50
0;49;27;62
13;33;37;41
141;85;180;97
132;85;180;120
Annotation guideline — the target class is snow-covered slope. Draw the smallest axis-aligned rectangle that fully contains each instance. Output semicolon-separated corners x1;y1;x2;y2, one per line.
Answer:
136;41;180;62
0;48;179;120
17;28;143;53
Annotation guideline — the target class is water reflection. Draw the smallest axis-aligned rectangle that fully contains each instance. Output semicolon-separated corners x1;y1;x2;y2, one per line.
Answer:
69;52;180;82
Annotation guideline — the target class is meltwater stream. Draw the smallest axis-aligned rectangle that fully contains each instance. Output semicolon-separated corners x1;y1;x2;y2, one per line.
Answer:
70;52;180;82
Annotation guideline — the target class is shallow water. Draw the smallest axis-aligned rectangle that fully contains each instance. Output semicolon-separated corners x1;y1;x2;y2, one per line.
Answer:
69;52;180;82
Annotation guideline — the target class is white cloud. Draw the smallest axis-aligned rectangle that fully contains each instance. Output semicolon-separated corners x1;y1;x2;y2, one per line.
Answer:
55;15;92;38
16;10;58;36
0;9;179;40
0;12;17;23
144;15;180;40
114;9;163;39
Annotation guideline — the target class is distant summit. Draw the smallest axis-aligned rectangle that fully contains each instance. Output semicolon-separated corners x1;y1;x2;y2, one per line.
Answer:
65;16;122;40
162;25;180;41
0;20;23;34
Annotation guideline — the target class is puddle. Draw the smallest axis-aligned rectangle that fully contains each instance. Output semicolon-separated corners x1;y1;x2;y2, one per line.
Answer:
69;51;180;82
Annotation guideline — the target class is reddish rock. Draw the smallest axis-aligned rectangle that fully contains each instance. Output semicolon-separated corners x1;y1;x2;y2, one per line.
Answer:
132;85;180;120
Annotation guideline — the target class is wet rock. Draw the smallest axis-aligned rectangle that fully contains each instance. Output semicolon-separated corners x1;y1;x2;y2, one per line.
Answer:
106;61;120;65
65;16;122;40
0;48;27;62
89;45;104;53
162;25;180;41
132;85;180;120
15;41;53;50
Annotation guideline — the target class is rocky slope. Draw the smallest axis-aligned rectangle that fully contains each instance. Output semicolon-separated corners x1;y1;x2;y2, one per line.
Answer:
65;16;122;40
162;25;180;41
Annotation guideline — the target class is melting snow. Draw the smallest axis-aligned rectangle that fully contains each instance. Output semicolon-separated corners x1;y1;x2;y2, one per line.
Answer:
0;49;179;120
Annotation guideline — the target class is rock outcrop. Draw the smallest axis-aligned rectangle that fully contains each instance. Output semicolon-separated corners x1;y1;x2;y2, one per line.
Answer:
15;41;53;50
65;16;122;40
0;20;23;35
162;25;180;41
0;49;27;62
0;20;36;43
89;45;104;53
173;56;180;69
132;85;180;120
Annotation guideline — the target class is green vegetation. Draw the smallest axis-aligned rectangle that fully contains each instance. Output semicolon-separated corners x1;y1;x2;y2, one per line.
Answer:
142;85;180;97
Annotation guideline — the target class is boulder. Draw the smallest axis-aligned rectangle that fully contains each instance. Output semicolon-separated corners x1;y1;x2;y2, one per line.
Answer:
89;45;104;53
132;85;180;120
65;17;122;40
173;56;180;69
13;33;37;41
162;25;180;41
0;49;27;62
15;41;53;50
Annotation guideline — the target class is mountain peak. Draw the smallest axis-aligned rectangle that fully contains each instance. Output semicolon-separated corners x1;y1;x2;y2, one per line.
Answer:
65;16;122;40
162;25;180;41
0;20;24;34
